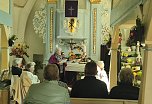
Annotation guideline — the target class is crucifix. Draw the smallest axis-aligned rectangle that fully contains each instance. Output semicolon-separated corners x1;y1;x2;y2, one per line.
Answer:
68;6;74;16
67;39;76;50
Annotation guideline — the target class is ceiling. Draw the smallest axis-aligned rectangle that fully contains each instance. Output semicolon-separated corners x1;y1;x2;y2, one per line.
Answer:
111;0;141;27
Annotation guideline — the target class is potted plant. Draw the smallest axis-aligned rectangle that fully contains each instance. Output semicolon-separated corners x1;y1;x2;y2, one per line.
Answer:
8;35;18;46
9;43;29;58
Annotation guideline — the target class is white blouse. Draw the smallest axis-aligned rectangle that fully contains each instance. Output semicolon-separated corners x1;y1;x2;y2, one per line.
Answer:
96;66;110;92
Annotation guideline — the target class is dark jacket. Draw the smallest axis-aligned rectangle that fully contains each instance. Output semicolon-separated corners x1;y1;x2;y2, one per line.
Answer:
71;76;108;98
12;66;22;77
109;83;139;100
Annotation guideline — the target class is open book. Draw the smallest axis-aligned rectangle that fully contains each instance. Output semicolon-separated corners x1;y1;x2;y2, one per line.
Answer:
59;59;67;64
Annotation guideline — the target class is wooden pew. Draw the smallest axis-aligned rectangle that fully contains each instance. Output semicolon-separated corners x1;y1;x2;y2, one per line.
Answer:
0;88;10;104
70;98;138;104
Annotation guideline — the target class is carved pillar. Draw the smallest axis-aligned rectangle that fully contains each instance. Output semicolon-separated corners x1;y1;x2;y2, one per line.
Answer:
139;44;152;104
93;8;97;54
109;26;119;89
50;8;54;52
44;1;57;64
139;0;152;103
0;24;9;71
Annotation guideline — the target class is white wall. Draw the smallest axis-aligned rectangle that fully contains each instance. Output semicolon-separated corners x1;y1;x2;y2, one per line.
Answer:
24;0;45;61
12;0;37;43
0;0;10;13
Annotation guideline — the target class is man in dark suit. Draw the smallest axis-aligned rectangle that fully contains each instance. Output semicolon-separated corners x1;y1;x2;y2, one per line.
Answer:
70;61;108;98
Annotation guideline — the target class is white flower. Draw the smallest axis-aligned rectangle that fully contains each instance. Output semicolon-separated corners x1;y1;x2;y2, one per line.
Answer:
101;25;110;45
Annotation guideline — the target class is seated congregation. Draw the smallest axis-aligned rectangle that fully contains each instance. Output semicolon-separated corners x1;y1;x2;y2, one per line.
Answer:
9;57;139;104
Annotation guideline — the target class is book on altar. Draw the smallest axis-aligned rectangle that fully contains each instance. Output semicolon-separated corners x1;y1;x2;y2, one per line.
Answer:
59;59;67;64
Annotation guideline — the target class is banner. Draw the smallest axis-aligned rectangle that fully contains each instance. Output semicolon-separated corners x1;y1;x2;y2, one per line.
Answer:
65;0;78;17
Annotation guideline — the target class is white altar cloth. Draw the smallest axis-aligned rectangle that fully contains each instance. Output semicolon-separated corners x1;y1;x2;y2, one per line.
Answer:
65;63;85;72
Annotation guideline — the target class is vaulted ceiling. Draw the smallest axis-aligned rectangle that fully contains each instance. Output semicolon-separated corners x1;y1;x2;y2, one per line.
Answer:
111;0;139;26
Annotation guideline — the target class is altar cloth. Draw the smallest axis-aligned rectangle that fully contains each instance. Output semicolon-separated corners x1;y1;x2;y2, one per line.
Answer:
65;63;85;72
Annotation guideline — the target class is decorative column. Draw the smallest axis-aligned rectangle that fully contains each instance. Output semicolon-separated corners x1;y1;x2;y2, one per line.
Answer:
90;0;101;55
109;26;119;89
139;43;152;104
50;8;54;53
139;0;152;103
89;0;111;60
93;8;97;54
44;0;57;64
0;24;9;71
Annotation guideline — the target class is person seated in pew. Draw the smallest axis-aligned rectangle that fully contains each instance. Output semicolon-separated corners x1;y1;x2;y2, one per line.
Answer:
109;68;139;100
22;62;40;83
70;61;108;98
24;64;70;104
96;61;110;92
20;62;40;98
11;58;23;77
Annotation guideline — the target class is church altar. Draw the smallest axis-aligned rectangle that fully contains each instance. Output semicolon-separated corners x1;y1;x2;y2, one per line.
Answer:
64;62;85;85
65;63;86;72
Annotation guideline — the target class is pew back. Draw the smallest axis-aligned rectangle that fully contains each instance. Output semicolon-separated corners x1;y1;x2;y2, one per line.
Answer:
70;98;138;104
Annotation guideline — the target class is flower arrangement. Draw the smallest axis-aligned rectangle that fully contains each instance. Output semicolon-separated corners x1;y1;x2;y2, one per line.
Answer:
126;26;137;46
73;46;83;52
9;44;29;58
101;25;111;45
126;17;144;47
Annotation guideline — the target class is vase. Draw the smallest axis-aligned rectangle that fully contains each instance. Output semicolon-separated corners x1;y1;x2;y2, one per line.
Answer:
131;46;136;51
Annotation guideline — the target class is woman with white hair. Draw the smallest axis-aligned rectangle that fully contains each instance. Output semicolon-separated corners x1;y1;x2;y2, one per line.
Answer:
109;68;139;100
48;47;62;64
96;61;109;92
11;58;23;77
48;47;67;82
20;62;40;99
22;62;40;84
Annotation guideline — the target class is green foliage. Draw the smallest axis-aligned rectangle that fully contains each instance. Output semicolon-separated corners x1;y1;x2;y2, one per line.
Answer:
10;35;18;41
